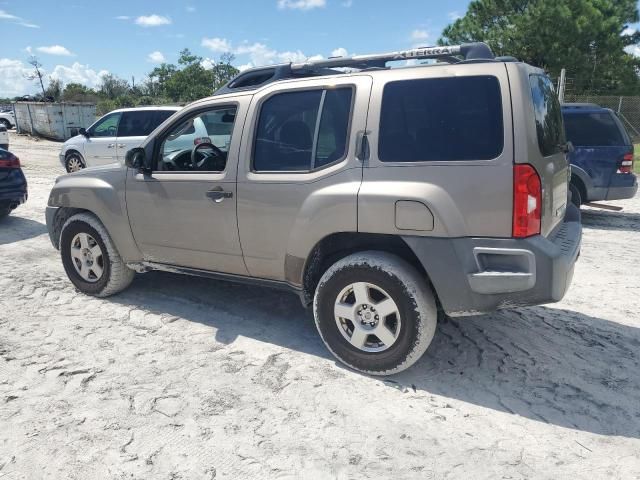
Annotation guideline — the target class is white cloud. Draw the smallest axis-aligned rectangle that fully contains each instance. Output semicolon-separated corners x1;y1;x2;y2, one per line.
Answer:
50;63;109;88
37;45;74;56
448;11;462;21
0;58;108;96
147;51;165;63
0;10;19;20
277;0;326;10
411;29;429;41
115;15;130;20
331;47;349;57
341;0;353;6
186;6;196;12
0;58;34;96
201;37;233;52
0;9;39;28
622;27;636;36
134;14;171;27
625;45;640;57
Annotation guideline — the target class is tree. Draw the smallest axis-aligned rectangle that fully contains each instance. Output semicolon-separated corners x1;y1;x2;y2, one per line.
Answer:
25;56;47;97
440;0;640;94
62;83;95;102
44;78;63;102
99;74;130;99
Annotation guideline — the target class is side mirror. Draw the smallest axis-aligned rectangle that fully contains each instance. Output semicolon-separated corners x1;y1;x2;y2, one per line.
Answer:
79;127;89;137
125;147;146;170
566;140;575;153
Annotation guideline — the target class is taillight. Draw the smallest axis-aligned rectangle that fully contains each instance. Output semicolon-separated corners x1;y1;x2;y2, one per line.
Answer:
0;155;19;168
619;152;634;174
513;164;541;238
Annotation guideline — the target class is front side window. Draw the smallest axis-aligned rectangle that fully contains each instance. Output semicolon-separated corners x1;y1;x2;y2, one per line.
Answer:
253;87;353;172
563;112;626;147
379;76;504;162
157;106;237;172
90;112;121;138
530;74;565;157
117;110;157;137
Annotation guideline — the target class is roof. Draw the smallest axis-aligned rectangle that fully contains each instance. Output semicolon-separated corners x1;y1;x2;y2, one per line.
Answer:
110;106;182;113
562;103;609;112
214;42;509;96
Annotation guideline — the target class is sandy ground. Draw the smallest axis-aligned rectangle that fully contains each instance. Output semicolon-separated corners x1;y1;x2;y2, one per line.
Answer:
1;131;639;480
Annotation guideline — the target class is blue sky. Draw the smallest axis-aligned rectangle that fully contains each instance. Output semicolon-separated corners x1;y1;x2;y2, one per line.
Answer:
0;0;473;96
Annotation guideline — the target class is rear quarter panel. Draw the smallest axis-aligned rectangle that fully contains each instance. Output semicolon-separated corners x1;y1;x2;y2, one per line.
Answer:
359;63;515;238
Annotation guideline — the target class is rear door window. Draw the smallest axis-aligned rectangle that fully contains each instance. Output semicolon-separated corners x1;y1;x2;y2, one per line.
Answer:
563;112;626;147
378;76;503;162
253;87;353;172
529;75;565;157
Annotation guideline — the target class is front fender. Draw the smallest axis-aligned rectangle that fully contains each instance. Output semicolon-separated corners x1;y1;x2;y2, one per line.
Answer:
47;169;142;262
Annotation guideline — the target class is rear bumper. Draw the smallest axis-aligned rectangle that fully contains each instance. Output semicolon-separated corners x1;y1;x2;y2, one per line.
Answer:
605;173;638;200
404;204;582;317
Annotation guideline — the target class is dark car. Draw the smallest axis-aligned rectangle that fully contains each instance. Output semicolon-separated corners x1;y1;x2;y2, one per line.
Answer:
563;103;638;207
0;148;27;218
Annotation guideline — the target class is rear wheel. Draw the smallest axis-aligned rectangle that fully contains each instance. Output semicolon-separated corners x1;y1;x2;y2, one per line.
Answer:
65;152;85;173
60;213;135;297
313;251;438;375
0;206;11;219
0;119;10;129
569;182;582;208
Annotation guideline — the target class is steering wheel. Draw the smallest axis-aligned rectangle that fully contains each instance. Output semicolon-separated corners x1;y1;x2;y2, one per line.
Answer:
191;142;224;170
107;125;117;136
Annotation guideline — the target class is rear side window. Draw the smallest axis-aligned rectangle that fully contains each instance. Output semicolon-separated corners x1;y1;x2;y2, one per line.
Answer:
155;110;176;126
529;75;565;157
117;110;158;137
378;76;503;162
253;87;353;172
563;112;626;147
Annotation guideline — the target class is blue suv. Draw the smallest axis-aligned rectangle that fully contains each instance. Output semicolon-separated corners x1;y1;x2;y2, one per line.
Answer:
562;103;638;207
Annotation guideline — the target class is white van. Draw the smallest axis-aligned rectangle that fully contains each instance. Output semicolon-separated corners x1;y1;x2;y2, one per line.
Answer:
59;106;180;172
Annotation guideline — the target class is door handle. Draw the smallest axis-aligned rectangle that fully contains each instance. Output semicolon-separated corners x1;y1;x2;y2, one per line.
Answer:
107;144;115;149
206;187;233;203
118;144;126;148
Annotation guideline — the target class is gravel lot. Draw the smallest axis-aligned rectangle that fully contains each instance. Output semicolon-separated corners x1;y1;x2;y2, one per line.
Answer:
1;131;639;479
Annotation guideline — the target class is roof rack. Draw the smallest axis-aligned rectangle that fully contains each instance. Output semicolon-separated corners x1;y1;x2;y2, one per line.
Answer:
215;42;495;96
291;42;494;71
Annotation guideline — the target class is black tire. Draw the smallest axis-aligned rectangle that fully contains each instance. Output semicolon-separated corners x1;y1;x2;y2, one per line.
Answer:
60;213;135;297
569;182;582;208
65;151;86;173
313;251;438;375
0;119;10;129
0;207;11;219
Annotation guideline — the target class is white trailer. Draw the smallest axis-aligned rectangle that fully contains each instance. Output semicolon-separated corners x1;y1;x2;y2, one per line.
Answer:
13;102;96;141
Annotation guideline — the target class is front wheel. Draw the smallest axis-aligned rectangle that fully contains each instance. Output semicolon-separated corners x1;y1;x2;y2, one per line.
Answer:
65;152;85;173
314;251;438;375
60;213;135;297
0;119;10;129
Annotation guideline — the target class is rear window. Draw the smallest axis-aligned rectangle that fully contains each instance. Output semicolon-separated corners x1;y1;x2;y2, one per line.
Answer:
563;112;626;147
529;74;565;157
378;76;504;162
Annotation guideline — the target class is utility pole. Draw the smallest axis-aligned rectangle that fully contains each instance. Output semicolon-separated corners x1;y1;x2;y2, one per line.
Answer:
558;68;566;104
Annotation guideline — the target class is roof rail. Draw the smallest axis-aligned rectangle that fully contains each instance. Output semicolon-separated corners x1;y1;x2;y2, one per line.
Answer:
290;42;494;71
214;42;495;95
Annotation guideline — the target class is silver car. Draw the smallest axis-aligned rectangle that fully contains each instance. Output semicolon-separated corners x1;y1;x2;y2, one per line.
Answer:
46;43;582;375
